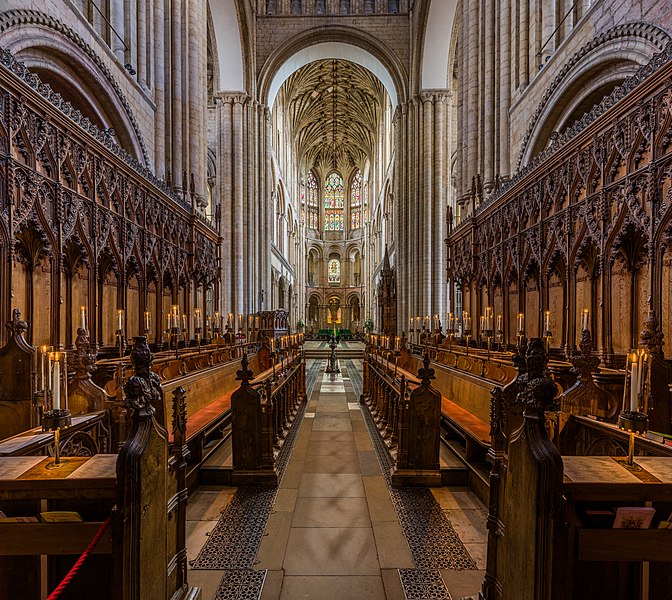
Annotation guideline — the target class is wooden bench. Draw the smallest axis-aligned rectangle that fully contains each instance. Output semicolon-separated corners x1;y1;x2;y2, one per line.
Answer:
160;353;262;471
403;354;495;460
440;396;490;462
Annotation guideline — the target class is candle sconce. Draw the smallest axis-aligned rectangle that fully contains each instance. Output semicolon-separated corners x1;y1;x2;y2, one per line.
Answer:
42;350;71;468
463;311;472;356
617;348;649;469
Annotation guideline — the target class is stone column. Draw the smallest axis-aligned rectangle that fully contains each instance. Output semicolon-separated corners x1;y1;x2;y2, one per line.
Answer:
153;0;165;177
499;0;512;180
110;1;125;62
171;0;183;188
483;0;495;192
188;0;207;201
136;0;148;87
520;0;530;87
422;93;433;316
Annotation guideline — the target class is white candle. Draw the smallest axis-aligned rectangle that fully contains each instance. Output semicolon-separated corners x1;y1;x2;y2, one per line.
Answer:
582;308;589;331
496;314;502;333
53;354;61;410
517;312;524;334
39;346;46;391
144;311;151;331
80;306;87;330
630;353;638;412
117;309;123;331
544;311;551;335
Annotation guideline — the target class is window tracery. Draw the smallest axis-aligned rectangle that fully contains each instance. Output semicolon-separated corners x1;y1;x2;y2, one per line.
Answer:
328;258;341;284
324;172;344;231
304;172;318;229
350;170;362;230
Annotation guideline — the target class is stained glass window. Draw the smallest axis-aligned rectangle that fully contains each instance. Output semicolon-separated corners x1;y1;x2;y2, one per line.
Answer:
324;172;344;231
306;172;318;229
350;170;362;230
328;258;341;284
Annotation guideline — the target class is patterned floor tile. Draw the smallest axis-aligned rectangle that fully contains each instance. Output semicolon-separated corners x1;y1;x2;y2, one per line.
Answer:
346;359;477;572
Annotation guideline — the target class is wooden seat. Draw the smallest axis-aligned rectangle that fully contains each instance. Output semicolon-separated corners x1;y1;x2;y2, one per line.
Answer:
441;396;490;461
169;391;233;444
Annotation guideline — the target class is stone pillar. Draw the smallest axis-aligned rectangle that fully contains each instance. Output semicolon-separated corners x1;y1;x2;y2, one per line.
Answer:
520;0;530;87
153;0;165;177
171;0;183;188
232;96;245;316
422;94;433;316
499;0;512;180
136;0;148;87
467;0;480;202
188;0;207;201
483;0;495;193
110;1;125;62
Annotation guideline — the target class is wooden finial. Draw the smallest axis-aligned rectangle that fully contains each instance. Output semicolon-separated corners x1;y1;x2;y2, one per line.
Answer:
236;352;254;383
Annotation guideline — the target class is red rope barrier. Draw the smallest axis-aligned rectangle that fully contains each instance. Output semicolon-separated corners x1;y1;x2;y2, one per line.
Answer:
47;516;112;600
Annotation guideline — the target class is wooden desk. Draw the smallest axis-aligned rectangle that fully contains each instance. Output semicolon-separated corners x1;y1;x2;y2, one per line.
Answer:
0;412;108;457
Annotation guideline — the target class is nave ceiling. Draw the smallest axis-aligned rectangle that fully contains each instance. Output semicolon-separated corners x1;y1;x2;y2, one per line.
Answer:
275;59;389;176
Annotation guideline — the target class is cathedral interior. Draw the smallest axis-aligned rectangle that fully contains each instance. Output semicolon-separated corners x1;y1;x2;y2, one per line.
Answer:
1;1;672;599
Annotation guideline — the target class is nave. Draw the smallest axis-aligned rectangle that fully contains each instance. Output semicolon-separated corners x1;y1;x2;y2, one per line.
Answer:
186;359;487;600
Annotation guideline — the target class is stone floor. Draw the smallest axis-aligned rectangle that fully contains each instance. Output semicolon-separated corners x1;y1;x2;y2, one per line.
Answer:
186;360;486;600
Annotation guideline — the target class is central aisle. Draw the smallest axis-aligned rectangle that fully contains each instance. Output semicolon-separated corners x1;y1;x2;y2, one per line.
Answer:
257;365;413;599
186;359;487;600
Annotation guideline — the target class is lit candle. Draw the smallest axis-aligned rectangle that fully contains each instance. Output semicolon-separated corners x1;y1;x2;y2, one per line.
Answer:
228;313;233;328
182;314;187;330
517;312;524;334
80;305;87;331
47;352;53;392
166;312;171;330
630;352;638;412
117;309;124;331
40;345;47;391
52;353;61;410
582;308;589;332
480;315;486;332
544;311;551;336
485;307;493;331
238;314;243;331
144;311;151;331
496;314;503;333
195;308;202;329
214;311;220;329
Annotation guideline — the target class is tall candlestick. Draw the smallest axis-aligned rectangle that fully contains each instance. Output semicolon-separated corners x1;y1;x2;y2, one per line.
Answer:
52;353;61;410
80;306;87;331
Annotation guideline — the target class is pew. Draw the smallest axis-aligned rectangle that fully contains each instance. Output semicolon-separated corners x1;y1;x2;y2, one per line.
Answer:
0;337;198;600
95;342;262;480
481;338;672;600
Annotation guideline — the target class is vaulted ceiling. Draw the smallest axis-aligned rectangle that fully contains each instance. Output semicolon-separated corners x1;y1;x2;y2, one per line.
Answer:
275;59;389;176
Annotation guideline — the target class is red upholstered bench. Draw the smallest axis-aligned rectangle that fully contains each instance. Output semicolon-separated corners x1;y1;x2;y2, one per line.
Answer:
441;396;491;461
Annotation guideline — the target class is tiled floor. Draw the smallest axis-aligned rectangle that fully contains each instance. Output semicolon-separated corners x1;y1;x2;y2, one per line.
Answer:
186;361;487;599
